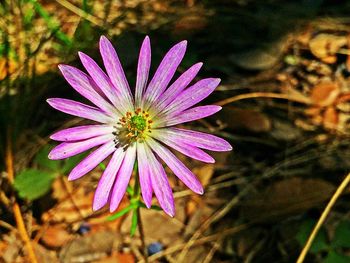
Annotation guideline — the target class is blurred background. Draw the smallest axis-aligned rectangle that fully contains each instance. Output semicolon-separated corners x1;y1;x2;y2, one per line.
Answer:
2;0;350;262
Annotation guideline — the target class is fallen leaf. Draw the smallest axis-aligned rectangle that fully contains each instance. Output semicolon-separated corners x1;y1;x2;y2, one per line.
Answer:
323;106;338;130
310;80;340;107
41;225;73;248
59;231;119;263
240;178;335;221
219;107;271;133
309;34;347;63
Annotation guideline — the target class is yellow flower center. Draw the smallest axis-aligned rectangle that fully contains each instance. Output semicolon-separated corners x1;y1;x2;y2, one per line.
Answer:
115;108;152;148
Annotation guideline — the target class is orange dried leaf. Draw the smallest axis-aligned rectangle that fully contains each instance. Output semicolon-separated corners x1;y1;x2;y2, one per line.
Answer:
323;107;338;130
310;81;340;107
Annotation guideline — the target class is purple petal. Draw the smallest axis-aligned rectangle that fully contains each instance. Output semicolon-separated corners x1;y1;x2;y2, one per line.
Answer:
109;145;136;212
99;36;134;110
78;52;129;115
68;141;115;180
48;134;113;160
47;98;114;124
151;133;214;163
50;125;114;142
147;138;203;195
93;148;125;211
136;142;153;208
143;143;175;217
58;65;117;116
152;62;203;115
143;40;187;109
157;105;222;127
135;36;151;108
163;78;221;115
155;128;232;152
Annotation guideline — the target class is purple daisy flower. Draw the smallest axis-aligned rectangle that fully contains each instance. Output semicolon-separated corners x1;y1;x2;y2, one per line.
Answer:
47;36;232;217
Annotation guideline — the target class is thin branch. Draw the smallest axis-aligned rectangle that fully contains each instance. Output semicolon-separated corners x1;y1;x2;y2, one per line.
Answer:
55;0;103;27
296;171;350;263
6;128;38;263
215;92;311;106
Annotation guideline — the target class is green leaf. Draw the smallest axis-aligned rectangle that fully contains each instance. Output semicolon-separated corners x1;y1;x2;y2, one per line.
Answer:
324;251;350;263
34;145;59;171
296;219;328;253
130;209;138;236
107;204;135;221
14;169;58;200
332;221;350;248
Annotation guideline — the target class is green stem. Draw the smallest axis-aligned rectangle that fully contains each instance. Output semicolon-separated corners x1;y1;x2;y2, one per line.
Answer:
132;170;148;262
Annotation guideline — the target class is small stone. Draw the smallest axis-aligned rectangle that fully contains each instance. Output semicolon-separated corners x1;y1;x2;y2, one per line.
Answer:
147;242;163;256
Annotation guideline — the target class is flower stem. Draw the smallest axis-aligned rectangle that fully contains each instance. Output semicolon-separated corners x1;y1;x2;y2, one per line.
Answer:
132;171;148;262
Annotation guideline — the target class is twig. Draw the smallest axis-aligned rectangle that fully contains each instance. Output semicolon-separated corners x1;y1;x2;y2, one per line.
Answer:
203;239;222;263
140;223;251;263
6;129;38;263
137;208;148;263
55;0;103;27
215;92;311;106
296;171;350;263
176;185;252;262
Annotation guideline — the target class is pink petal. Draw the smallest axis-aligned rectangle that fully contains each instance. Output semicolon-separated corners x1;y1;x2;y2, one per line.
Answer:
143;143;175;217
147;138;203;195
48;134;114;160
68;141;116;180
157;105;222;127
78;52;129;115
155;128;232;152
143;40;187;110
109;145;137;212
47;98;114;124
151;133;214;163
99;36;134;111
93;148;125;211
50;125;114;141
135;36;151;108
152;62;203;115
163;78;221;115
136;142;153;208
58;64;117;116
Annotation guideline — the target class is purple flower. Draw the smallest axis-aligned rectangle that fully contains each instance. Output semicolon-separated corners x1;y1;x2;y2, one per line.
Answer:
47;36;232;217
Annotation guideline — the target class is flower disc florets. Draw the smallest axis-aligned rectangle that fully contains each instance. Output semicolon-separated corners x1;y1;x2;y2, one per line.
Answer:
115;108;153;148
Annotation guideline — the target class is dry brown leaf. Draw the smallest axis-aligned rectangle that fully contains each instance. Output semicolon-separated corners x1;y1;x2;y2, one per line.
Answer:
41;225;73;248
42;187;94;223
240;177;335;221
309;33;347;63
304;106;322;116
93;252;135;263
310;80;340;107
59;231;119;263
323;107;338;130
220;107;271;132
192;164;215;187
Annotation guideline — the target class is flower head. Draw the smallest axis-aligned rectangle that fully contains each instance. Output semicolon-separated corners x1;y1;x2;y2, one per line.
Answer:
47;36;232;216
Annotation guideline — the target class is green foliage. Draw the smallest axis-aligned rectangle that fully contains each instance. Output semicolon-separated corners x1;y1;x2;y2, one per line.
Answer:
296;219;350;262
324;251;350;263
296;219;328;253
13;145;85;201
28;0;72;45
14;169;58;200
332;221;350;248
